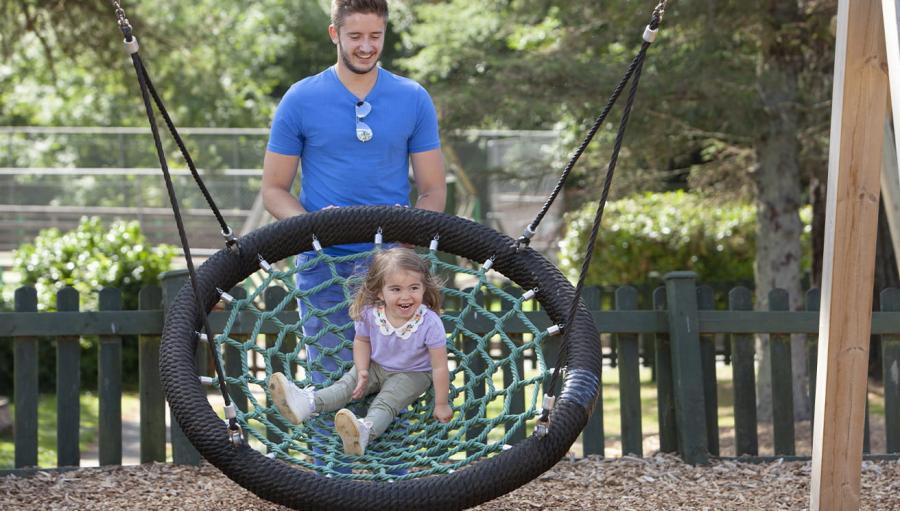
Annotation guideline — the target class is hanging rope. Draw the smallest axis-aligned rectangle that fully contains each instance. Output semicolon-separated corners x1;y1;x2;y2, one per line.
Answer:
534;2;668;432
109;0;242;442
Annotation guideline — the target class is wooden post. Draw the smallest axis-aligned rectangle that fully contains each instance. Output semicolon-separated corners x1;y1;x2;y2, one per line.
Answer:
769;289;795;456
98;287;123;466
160;270;202;465
697;285;719;457
138;285;167;463
56;287;81;467
729;287;758;456
13;287;38;468
811;0;888;508
664;272;708;465
615;286;642;457
653;286;678;453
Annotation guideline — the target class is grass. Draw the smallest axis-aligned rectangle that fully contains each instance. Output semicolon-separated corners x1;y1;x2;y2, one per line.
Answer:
0;392;141;469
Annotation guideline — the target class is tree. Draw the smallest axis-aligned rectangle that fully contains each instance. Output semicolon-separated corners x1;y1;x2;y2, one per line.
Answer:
399;0;838;421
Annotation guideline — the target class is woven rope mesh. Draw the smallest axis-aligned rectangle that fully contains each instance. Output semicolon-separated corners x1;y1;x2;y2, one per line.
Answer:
213;247;553;481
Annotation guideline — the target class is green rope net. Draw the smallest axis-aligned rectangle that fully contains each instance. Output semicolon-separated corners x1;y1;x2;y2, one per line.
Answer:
214;247;553;481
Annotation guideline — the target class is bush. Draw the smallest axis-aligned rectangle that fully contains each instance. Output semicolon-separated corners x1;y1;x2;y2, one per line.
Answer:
558;191;770;289
1;218;175;393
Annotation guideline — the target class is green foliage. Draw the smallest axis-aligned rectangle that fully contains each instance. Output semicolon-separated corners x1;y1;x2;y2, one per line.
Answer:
13;217;175;311
559;191;770;287
0;219;174;393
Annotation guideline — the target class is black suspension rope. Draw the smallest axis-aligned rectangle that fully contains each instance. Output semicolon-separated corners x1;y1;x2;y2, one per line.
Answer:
138;58;238;250
536;2;668;430
109;1;241;439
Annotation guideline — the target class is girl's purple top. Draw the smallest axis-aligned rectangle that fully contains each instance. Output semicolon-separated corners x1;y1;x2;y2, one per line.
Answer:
354;305;447;372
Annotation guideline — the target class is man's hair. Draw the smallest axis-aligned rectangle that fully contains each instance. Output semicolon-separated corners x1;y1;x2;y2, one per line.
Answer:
331;0;389;30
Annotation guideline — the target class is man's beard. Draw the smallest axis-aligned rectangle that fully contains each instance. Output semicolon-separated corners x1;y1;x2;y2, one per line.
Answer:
338;41;379;75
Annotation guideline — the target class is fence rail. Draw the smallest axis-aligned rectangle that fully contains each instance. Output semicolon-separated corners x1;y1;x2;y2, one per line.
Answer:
2;271;899;473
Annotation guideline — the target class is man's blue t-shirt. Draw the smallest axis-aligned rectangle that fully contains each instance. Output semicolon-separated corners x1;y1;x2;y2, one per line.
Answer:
267;65;441;254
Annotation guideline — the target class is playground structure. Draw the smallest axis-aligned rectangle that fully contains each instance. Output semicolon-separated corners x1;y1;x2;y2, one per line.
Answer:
2;0;900;509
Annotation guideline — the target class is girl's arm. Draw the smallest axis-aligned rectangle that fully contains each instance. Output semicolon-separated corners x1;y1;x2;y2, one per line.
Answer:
351;336;371;400
428;346;452;422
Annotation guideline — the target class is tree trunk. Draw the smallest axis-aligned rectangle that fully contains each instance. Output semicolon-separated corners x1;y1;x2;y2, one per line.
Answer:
753;1;811;423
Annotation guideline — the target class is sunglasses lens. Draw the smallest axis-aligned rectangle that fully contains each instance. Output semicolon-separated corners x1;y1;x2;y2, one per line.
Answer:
355;101;372;118
356;121;373;142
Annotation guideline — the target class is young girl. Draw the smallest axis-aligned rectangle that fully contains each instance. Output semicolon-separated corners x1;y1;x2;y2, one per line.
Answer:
269;247;453;456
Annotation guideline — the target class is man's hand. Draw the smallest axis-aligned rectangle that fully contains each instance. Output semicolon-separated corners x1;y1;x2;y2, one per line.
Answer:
433;403;453;423
352;369;369;399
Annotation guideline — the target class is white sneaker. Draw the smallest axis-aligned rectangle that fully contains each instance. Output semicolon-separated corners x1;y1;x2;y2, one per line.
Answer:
334;408;371;456
269;372;315;424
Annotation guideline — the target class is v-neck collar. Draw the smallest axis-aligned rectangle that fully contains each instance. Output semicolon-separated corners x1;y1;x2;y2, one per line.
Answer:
373;304;428;340
330;64;382;102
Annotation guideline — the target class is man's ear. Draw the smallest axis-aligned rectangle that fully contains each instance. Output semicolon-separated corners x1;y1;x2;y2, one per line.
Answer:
328;24;339;45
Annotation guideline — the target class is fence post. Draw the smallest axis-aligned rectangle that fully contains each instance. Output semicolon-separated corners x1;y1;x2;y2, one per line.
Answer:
139;285;166;463
98;287;123;466
664;271;708;465
581;286;604;456
56;287;81;467
697;285;719;456
882;288;900;453
769;289;795;456
729;287;758;456
653;286;677;453
160;269;202;465
615;286;641;457
14;287;38;468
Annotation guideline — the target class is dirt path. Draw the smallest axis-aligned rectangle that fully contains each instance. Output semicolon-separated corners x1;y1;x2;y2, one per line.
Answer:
2;455;898;510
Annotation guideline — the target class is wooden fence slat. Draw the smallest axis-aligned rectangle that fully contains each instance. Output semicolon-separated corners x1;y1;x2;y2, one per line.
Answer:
138;285;166;463
729;287;758;456
769;289;795;456
226;286;249;417
616;286;642;457
464;287;487;456
56;287;81;467
581;287;604;456
882;288;900;453
98;287;123;466
664;272;708;465
697;285;719;456
653;286;677;453
500;285;527;447
265;285;291;445
160;271;202;466
13;287;39;468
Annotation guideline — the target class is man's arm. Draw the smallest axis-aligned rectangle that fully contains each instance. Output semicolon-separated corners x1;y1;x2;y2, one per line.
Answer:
410;148;447;213
262;150;306;220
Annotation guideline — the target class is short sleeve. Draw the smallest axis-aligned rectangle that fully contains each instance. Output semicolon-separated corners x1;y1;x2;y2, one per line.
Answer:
423;310;448;350
266;88;304;156
354;307;372;338
408;85;441;154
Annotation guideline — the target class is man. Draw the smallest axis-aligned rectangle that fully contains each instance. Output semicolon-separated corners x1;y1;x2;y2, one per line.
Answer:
261;0;446;456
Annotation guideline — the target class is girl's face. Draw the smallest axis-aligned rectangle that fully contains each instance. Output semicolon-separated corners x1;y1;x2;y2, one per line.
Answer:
378;269;426;325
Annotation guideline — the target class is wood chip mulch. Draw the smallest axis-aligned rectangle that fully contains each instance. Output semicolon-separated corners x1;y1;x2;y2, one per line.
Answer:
1;454;899;510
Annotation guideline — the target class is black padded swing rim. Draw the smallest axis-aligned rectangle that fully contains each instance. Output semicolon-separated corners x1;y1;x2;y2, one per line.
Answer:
160;206;602;511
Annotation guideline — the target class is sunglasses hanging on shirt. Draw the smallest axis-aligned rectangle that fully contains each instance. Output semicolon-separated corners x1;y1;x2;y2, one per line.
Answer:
356;101;373;142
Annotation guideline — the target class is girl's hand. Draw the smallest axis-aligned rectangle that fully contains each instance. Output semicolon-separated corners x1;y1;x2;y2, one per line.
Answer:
433;403;453;423
352;369;369;400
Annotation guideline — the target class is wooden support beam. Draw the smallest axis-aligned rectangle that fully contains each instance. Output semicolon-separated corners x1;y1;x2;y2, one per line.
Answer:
811;0;889;509
881;0;900;272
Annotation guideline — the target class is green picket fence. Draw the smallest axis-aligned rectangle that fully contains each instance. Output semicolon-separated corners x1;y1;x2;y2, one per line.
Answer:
2;271;899;473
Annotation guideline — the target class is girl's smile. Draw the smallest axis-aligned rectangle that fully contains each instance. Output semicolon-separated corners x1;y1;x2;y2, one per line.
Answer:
378;269;426;327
